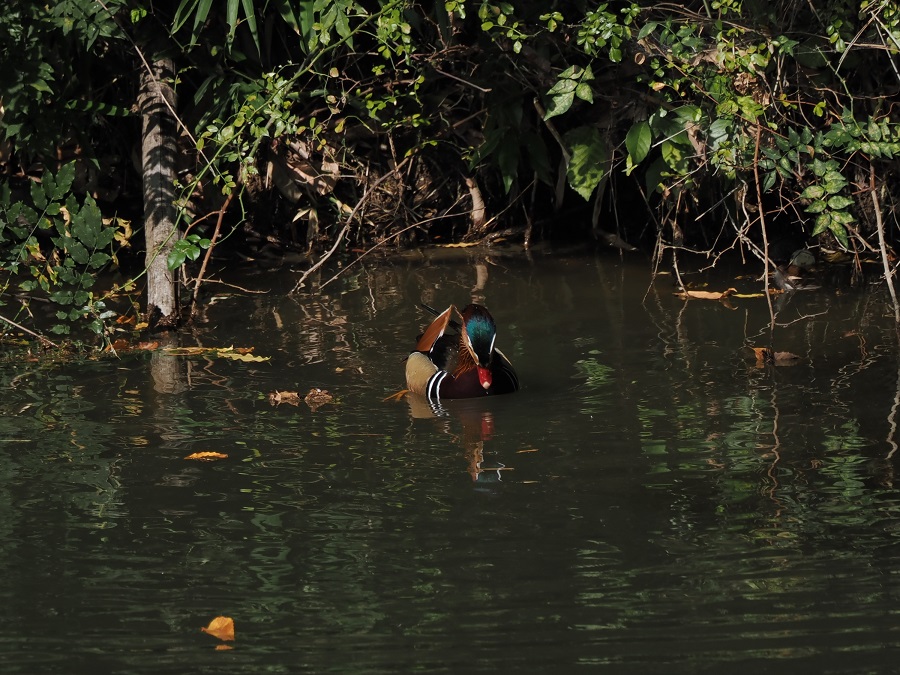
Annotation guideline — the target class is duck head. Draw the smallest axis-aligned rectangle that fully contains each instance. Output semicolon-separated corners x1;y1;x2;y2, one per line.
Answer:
460;304;497;390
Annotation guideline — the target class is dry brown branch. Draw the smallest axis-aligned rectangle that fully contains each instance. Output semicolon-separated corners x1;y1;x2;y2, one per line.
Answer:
871;163;900;323
292;154;414;293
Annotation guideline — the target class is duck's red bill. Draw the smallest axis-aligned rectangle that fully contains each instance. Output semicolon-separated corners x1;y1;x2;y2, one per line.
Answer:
477;366;492;389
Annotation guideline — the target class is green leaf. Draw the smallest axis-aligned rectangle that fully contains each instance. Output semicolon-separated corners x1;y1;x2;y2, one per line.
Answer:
89;252;111;269
575;82;593;103
240;0;260;55
800;185;825;199
30;180;47;211
625;120;652;165
497;136;519;194
812;212;831;235
67;241;90;265
804;200;827;214
661;140;685;173
637;22;657;39
72;197;104;249
544;92;574;120
823;170;847;194
547;77;577;96
827;195;853;209
829;221;849;248
564;126;608;201
831;209;855;225
762;171;777;192
168;249;187;269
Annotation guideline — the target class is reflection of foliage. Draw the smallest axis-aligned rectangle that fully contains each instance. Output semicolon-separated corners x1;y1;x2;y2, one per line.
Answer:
575;356;614;388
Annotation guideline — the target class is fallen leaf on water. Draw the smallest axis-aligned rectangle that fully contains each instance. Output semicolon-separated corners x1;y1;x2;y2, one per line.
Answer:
675;288;737;300
215;644;234;651
218;350;269;362
305;388;333;411
185;451;229;461
750;347;802;366
269;390;301;406
201;616;235;642
439;242;480;248
162;345;270;361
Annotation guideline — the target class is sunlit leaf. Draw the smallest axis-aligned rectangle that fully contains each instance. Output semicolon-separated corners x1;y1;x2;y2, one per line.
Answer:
185;451;229;461
750;347;802;366
564;126;608;201
305;388;333;411
201;615;235;641
800;184;825;200
675;288;737;300
625;120;652;164
268;390;301;406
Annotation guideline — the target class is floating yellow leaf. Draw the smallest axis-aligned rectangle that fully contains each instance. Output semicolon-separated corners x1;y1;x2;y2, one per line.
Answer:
675;288;737;300
268;390;301;406
305;388;333;411
185;451;228;461
162;346;269;361
750;347;801;366
218;350;269;362
201;616;235;642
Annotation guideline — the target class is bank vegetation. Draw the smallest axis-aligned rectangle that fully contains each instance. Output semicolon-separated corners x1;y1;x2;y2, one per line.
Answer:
2;0;900;344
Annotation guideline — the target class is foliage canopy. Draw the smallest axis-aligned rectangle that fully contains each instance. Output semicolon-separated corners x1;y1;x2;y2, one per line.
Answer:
1;0;900;342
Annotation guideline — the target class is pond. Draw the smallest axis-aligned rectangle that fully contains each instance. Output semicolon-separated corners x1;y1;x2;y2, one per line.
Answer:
2;247;900;673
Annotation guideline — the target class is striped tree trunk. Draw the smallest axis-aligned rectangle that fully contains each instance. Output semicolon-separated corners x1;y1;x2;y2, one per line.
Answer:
138;57;179;329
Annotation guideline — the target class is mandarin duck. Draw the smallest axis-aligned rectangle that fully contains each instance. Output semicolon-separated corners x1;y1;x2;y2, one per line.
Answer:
405;304;519;400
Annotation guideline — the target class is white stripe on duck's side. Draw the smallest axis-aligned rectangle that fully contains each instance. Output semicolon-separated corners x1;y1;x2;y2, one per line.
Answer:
426;370;448;401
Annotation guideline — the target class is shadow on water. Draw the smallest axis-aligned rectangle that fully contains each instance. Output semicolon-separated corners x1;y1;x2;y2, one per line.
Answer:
3;247;900;672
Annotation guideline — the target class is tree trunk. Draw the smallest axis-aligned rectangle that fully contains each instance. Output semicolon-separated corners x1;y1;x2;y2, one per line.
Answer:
138;58;179;329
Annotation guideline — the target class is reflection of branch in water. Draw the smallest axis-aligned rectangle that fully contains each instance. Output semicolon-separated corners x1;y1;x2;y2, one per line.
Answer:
887;357;900;461
764;378;782;503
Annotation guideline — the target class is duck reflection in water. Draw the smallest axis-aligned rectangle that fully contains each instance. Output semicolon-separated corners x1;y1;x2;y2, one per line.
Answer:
406;394;501;482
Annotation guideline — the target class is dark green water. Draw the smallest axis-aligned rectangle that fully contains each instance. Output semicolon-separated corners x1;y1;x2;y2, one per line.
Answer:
2;249;900;673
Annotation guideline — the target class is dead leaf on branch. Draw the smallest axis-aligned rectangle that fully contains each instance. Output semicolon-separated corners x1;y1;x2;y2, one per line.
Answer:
201;615;235;642
750;347;802;366
185;451;229;461
305;388;333;411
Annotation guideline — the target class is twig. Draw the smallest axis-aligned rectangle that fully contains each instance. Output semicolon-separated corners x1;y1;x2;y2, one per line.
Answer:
190;188;236;313
291;155;413;293
319;197;466;290
0;313;59;348
871;163;900;323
